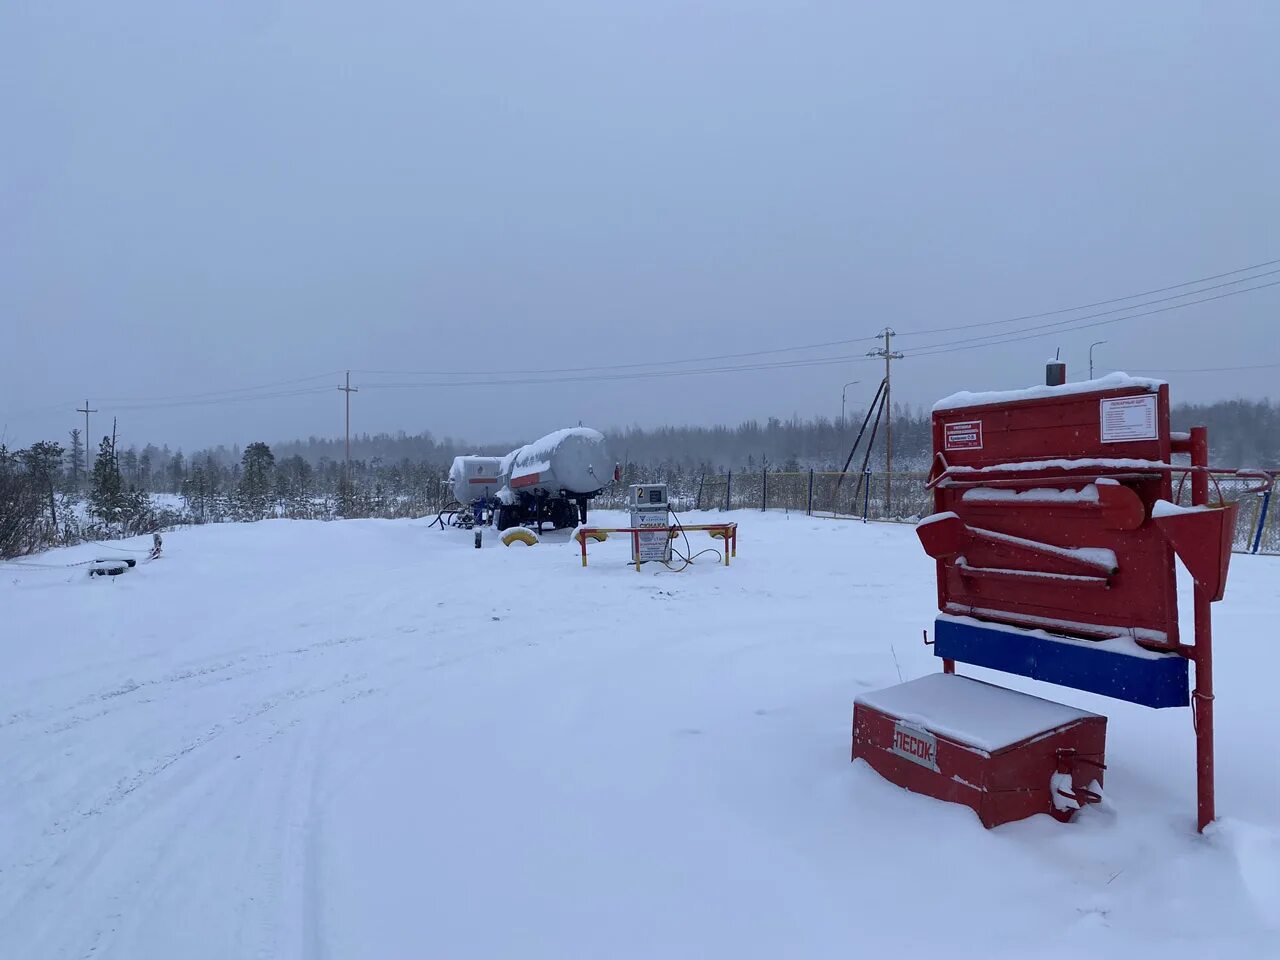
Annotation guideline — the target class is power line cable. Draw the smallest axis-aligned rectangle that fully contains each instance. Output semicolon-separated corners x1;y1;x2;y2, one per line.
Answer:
1127;361;1280;374
94;371;343;404
902;279;1280;359
359;353;879;390
897;273;1280;355
352;279;1277;388
892;257;1280;338
10;258;1277;414
351;335;882;378
353;262;1279;381
108;386;335;412
5;373;342;425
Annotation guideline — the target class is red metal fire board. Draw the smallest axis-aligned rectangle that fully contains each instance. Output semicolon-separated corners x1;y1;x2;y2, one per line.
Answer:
852;674;1107;828
929;382;1178;646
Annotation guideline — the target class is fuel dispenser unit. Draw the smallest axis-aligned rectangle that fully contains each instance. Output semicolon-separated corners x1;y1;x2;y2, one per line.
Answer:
629;483;671;565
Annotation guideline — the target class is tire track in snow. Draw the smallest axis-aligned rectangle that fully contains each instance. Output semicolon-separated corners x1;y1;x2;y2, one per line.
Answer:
12;636;371;807
44;673;368;834
3;618;547;958
0;634;388;959
2;634;371;738
4;689;372;957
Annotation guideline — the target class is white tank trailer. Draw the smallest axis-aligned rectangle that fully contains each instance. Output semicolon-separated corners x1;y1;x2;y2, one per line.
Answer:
448;455;503;506
495;427;616;531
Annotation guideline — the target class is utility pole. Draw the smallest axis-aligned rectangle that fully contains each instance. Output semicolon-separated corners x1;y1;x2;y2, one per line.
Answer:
866;328;903;515
338;371;358;508
76;399;97;482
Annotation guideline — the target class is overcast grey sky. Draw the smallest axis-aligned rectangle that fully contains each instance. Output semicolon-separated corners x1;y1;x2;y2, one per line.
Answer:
2;1;1277;451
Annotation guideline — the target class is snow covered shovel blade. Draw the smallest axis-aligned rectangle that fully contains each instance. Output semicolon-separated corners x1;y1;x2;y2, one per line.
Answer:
915;512;965;560
1152;500;1239;602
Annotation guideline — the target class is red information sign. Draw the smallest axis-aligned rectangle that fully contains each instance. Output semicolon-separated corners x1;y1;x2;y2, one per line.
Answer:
944;420;983;451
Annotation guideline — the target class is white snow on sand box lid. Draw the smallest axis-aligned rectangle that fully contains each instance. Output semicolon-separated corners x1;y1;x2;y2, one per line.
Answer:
855;673;1098;753
933;372;1164;412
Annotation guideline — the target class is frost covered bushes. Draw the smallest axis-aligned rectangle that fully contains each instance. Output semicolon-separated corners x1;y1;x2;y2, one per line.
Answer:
0;445;51;559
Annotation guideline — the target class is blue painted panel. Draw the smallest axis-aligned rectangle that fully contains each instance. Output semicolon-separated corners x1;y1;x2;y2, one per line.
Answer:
934;618;1190;709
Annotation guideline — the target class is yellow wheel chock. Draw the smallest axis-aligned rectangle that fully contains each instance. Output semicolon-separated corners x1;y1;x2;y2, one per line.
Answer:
501;528;540;547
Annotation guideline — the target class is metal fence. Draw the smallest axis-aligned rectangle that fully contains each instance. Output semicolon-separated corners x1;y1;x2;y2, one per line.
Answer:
666;468;1277;555
692;470;930;522
1170;472;1277;556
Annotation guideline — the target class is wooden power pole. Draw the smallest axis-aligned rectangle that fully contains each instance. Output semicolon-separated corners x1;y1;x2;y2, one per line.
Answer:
338;371;358;503
866;328;903;514
76;399;97;482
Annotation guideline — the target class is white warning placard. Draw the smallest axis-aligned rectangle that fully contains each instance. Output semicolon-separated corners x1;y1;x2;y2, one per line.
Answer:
944;420;983;451
1100;394;1158;443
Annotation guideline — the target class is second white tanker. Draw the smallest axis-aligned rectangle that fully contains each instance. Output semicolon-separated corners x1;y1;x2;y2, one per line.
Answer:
495;427;617;531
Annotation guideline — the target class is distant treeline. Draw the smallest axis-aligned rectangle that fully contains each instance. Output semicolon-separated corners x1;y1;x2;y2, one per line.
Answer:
1170;399;1280;469
17;398;1280;497
607;399;1280;473
3;398;1276;557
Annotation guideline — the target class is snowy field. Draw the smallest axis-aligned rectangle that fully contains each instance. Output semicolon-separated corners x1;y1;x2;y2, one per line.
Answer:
3;512;1278;959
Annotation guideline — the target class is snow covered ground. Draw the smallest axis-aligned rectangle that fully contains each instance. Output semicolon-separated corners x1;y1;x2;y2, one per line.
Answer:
2;512;1278;959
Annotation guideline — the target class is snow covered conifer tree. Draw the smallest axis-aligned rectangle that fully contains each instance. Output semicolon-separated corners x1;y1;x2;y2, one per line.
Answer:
19;440;64;528
236;442;276;520
67;429;84;491
89;435;123;527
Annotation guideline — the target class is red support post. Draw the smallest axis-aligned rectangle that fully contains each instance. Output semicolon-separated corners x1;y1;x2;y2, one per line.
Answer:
1190;426;1215;832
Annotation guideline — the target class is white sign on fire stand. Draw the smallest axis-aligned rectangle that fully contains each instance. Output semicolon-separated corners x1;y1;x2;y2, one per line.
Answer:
1100;394;1159;443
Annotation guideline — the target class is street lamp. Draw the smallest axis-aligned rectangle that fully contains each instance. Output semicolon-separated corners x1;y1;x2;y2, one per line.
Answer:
841;380;861;429
1089;340;1108;380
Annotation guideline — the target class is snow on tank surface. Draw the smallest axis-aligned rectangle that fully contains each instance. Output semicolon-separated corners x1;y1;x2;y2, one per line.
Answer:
945;457;1169;475
448;455;503;503
933;372;1165;412
856;673;1099;753
502;427;612;496
967;525;1117;571
1152;499;1215;518
962;485;1102;504
938;609;1172;651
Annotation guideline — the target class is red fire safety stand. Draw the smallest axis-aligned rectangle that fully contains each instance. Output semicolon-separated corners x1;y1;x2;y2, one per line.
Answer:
851;373;1271;832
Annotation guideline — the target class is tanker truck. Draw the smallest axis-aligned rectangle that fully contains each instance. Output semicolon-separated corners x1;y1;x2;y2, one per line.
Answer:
447;455;504;527
494;427;617;531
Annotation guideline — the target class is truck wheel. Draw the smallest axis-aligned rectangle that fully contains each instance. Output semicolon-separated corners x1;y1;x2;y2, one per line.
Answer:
551;500;576;529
